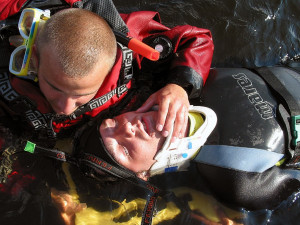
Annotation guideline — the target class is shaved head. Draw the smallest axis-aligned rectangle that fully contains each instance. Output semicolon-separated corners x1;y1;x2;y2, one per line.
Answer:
36;8;117;78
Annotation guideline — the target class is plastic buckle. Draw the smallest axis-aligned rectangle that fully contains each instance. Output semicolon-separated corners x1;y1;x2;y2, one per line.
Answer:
291;115;300;147
24;141;36;153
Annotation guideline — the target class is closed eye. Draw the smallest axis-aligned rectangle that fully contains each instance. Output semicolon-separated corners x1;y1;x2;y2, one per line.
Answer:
123;146;129;156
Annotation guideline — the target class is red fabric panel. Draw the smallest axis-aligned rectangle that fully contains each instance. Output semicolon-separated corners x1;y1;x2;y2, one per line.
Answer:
0;0;27;20
121;11;213;84
0;0;82;20
63;0;81;7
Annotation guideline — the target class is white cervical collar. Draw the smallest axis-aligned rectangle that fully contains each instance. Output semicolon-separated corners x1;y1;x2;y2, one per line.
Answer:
149;105;217;176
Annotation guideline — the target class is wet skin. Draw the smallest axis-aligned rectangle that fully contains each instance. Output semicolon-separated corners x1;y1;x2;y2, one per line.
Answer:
37;45;110;115
99;111;167;173
37;45;189;144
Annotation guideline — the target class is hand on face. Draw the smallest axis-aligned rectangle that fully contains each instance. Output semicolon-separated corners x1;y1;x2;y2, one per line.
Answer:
99;111;166;175
136;84;190;143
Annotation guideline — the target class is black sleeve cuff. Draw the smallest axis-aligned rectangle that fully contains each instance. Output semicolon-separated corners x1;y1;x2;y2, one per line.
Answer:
167;66;204;99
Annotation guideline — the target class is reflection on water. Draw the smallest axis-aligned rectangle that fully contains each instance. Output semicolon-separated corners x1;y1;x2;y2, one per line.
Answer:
114;0;300;67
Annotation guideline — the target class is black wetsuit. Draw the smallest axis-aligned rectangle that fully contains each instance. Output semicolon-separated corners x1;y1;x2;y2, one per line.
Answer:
193;65;300;209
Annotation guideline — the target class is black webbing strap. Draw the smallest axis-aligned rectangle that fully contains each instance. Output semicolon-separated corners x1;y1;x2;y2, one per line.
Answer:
255;67;300;116
23;140;76;164
278;104;294;156
67;84;128;120
81;152;136;179
23;141;162;225
81;152;162;225
255;67;300;168
73;0;129;34
255;67;300;149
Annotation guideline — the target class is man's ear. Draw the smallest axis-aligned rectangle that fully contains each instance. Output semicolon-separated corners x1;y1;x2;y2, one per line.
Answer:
31;44;39;70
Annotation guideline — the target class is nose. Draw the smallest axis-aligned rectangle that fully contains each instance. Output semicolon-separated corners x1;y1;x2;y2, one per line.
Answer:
103;119;116;128
121;122;135;137
54;96;78;115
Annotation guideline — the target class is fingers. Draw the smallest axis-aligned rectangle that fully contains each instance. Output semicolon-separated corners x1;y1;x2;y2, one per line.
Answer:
158;97;189;141
136;93;157;113
156;98;173;135
137;84;190;142
181;107;189;136
170;105;189;142
156;84;189;141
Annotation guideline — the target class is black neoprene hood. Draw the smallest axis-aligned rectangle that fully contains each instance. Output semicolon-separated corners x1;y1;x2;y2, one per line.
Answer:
74;120;136;178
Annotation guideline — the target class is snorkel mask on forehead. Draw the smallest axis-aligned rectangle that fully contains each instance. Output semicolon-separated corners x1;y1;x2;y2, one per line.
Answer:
149;105;217;176
9;7;160;83
9;8;50;81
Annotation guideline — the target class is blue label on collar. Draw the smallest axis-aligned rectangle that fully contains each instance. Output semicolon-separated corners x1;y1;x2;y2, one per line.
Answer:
165;166;178;173
182;153;188;158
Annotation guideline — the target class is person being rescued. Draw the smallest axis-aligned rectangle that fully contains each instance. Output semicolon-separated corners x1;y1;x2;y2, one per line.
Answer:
94;105;217;181
50;105;246;225
73;64;300;212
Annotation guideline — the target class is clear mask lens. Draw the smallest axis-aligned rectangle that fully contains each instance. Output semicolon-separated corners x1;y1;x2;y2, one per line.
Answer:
19;12;34;38
10;46;26;72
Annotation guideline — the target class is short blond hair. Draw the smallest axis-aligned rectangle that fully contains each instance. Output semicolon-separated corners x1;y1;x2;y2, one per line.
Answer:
36;8;117;78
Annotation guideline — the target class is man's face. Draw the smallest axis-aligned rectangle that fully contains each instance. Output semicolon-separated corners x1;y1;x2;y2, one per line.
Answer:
99;111;167;174
37;46;109;115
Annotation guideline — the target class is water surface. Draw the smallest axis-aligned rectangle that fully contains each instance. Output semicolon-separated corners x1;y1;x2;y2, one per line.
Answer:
114;0;300;67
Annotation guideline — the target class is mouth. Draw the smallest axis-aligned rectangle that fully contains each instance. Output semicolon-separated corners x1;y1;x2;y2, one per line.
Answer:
141;118;149;135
